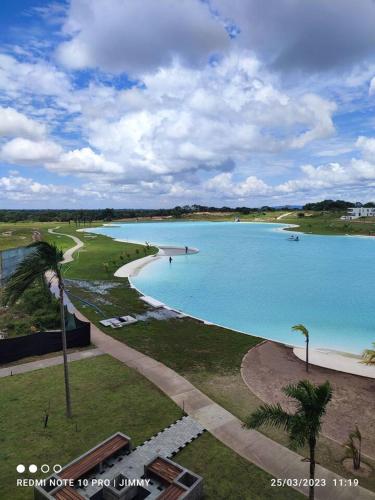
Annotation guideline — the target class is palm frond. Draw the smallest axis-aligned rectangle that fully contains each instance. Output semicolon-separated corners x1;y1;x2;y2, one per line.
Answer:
283;380;314;407
288;415;308;449
292;323;309;339
361;343;375;364
314;381;333;415
2;242;63;306
244;403;291;431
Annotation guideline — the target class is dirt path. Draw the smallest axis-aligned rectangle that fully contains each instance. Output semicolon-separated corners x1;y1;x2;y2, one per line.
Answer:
242;341;375;459
277;211;294;219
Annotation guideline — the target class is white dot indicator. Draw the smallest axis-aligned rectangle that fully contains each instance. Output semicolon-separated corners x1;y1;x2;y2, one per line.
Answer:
41;464;50;473
53;464;62;473
16;464;25;473
29;464;38;473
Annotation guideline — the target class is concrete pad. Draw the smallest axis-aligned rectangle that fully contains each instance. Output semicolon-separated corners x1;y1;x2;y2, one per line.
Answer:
171;388;214;413
0;348;103;378
190;403;236;430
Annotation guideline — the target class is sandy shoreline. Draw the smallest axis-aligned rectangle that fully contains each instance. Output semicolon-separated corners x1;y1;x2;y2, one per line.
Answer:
113;240;199;278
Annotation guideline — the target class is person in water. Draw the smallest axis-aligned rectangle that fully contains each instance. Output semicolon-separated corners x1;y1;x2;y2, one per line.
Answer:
169;256;173;263
185;246;188;254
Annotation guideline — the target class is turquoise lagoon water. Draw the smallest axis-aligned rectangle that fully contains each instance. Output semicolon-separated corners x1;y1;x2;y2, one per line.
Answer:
89;222;375;354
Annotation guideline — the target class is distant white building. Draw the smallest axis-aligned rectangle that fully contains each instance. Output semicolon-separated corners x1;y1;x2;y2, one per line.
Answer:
341;206;375;220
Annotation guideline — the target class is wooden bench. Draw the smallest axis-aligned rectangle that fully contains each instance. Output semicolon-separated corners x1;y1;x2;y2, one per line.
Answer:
54;486;84;500
157;483;186;500
59;434;129;481
147;457;182;484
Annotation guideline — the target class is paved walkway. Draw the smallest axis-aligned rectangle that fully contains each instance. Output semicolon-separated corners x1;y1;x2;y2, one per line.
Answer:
276;211;295;220
48;227;84;264
0;348;103;378
54;231;375;499
293;346;375;379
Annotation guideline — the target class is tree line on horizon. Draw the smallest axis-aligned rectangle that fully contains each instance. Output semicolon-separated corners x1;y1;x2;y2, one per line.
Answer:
1;200;375;223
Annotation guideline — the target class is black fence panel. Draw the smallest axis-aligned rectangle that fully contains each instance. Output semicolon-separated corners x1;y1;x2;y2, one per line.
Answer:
0;317;90;364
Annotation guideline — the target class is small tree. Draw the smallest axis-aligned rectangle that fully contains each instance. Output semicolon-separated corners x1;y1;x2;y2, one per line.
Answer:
293;324;310;372
345;426;362;470
244;380;332;500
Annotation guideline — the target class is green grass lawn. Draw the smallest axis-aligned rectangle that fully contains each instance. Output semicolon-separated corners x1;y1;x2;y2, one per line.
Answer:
281;211;375;236
0;354;303;500
0;222;78;252
177;433;303;499
61;232;157;281
0;355;182;499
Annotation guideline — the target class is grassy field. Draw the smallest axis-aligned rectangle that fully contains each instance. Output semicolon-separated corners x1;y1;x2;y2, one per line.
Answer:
177;432;303;499
0;222;74;251
0;355;302;500
280;211;375;236
0;355;182;499
62;232;156;280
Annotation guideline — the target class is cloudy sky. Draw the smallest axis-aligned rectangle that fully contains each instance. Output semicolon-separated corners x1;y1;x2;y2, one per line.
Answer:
1;0;375;208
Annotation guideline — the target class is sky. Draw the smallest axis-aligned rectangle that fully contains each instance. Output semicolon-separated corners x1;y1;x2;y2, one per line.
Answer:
1;0;375;209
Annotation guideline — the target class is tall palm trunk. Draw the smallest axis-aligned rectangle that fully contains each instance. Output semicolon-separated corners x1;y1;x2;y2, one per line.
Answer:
309;436;316;500
306;335;309;372
57;271;72;418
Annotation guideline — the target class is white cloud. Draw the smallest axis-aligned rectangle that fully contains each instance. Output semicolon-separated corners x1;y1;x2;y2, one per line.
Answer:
212;0;375;74
0;107;46;139
205;172;270;199
79;55;336;182
1;138;62;164
56;0;229;74
0;172;104;202
46;147;124;175
356;136;375;158
0;54;71;99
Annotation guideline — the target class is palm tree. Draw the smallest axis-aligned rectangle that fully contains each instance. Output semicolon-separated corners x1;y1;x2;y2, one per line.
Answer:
362;343;375;364
293;324;310;372
345;426;362;470
244;380;332;500
3;241;72;418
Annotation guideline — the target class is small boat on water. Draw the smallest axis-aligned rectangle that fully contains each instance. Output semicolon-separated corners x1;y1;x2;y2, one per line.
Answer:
287;235;300;241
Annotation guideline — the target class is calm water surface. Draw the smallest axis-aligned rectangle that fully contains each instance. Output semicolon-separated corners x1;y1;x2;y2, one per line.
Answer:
89;222;375;353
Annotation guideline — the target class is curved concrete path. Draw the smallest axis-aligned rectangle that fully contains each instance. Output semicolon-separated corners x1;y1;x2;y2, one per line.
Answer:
277;211;294;220
55;231;375;499
0;348;102;378
48;227;84;264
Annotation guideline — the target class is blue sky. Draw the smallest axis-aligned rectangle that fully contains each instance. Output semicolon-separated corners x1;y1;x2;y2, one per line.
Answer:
1;0;375;208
